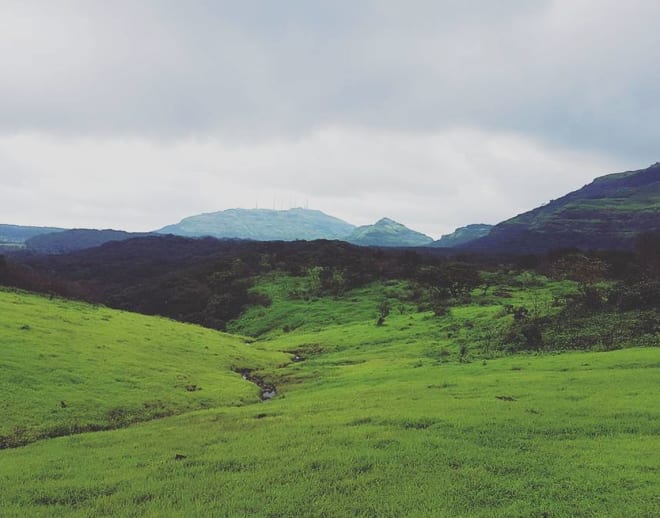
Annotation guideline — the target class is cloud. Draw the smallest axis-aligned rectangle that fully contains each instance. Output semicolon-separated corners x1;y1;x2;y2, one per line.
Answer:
0;1;655;234
0;1;659;160
0;128;628;237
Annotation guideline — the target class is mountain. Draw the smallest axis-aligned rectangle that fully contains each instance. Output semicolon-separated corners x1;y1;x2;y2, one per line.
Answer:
431;224;493;248
25;229;151;254
464;163;660;253
158;208;356;241
346;218;434;247
0;224;65;249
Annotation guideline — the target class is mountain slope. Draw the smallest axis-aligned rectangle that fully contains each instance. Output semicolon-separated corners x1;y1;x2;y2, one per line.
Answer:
0;224;65;249
346;217;433;247
464;163;660;253
432;224;493;248
158;208;355;241
25;229;151;254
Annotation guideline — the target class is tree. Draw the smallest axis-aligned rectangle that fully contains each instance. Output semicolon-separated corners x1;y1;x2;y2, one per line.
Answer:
419;263;482;300
376;300;391;326
551;254;608;308
636;232;660;277
0;255;6;284
552;254;608;291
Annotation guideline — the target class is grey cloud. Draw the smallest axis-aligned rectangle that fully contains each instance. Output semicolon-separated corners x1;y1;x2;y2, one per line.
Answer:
0;1;659;160
0;129;627;236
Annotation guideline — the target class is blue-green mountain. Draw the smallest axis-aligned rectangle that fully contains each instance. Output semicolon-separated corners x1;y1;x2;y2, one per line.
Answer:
158;208;356;241
346;218;434;247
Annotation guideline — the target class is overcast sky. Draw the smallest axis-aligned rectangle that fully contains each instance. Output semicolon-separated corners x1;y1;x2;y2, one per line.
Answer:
1;0;658;238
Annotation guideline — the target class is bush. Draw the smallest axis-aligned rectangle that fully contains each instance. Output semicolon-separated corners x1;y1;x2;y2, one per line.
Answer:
501;317;546;351
247;291;272;307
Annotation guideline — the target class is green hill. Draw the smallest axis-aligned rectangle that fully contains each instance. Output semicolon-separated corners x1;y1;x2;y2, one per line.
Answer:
346;217;433;247
431;224;493;248
0;288;286;448
158;208;355;241
1;276;659;516
465;163;660;253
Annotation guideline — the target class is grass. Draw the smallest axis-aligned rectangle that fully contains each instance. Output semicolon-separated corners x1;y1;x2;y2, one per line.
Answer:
1;278;659;517
0;288;287;447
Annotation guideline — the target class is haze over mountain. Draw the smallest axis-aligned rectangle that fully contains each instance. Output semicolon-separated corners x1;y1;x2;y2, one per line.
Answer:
431;224;493;248
464;163;660;253
346;218;433;247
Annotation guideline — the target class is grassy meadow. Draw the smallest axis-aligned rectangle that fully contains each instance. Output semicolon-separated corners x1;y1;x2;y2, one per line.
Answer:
0;288;287;448
1;274;659;517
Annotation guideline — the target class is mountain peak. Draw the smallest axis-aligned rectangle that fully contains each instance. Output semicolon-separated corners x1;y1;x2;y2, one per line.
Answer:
374;217;397;225
346;218;433;247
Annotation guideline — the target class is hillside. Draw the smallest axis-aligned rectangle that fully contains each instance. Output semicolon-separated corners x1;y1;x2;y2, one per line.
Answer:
464;163;660;253
18;236;421;330
0;288;286;448
25;229;151;254
1;272;659;516
432;224;493;248
346;217;433;247
158;208;355;241
0;224;65;249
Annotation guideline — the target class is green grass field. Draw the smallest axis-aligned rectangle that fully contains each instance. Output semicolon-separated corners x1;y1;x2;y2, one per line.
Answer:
0;288;287;447
1;281;659;517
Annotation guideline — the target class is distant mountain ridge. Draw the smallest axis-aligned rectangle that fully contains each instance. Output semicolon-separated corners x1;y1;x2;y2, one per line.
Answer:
0;224;65;249
25;229;151;254
158;208;434;247
158;208;356;241
346;218;433;247
463;163;660;253
4;163;659;255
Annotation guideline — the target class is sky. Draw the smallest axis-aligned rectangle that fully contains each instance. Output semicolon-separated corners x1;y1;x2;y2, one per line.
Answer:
1;1;658;238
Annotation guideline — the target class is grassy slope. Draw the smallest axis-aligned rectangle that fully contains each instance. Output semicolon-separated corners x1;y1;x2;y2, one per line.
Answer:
227;273;574;357
0;288;287;446
1;280;659;517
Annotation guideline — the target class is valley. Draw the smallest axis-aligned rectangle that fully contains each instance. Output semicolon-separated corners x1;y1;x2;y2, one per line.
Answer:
1;248;658;516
